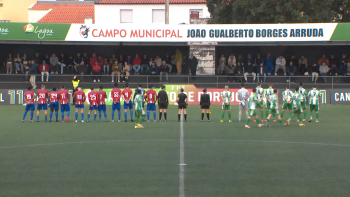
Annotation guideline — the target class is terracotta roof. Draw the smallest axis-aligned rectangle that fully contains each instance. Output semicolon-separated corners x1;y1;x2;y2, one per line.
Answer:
96;0;206;4
30;4;94;23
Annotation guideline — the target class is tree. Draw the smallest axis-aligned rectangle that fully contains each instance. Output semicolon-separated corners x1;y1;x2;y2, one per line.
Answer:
207;0;344;24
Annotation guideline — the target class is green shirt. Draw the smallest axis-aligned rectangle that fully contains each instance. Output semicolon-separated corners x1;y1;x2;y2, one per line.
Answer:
292;92;301;108
308;89;321;105
282;90;293;102
298;87;307;102
248;93;259;110
134;94;143;111
256;87;264;100
221;91;232;103
269;94;278;109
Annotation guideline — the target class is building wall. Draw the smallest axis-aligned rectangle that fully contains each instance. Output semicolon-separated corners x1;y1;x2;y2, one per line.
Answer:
28;9;52;23
95;4;210;25
0;0;36;22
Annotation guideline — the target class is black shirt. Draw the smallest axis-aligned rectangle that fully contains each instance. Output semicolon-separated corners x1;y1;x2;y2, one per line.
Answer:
200;93;210;106
178;93;187;104
157;90;168;104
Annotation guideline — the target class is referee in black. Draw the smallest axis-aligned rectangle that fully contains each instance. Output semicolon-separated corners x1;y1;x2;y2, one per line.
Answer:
177;88;188;122
157;85;169;122
200;88;211;122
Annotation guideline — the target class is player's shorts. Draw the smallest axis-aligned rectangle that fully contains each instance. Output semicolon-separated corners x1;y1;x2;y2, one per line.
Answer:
124;101;133;110
222;103;231;110
112;102;121;111
309;104;319;111
50;102;59;111
37;103;48;110
300;101;307;109
98;104;106;112
256;101;264;109
158;102;168;109
61;104;70;112
89;105;98;110
249;109;257;116
178;103;187;109
282;102;293;110
75;104;84;109
239;103;248;110
293;107;303;114
147;103;156;111
269;109;279;115
201;104;210;109
25;104;35;111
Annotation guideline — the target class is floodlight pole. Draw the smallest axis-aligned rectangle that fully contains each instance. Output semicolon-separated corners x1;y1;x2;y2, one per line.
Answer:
165;0;169;24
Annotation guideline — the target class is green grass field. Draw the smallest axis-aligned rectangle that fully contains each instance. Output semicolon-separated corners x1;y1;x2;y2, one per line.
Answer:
1;105;350;197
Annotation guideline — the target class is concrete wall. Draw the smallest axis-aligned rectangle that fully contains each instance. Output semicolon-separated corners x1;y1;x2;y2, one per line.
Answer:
95;4;210;25
0;0;36;22
28;9;52;23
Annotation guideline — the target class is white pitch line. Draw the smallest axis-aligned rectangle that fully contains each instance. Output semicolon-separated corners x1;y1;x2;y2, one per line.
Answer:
179;110;185;197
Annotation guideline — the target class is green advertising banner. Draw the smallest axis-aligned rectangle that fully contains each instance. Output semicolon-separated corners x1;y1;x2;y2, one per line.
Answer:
0;23;71;41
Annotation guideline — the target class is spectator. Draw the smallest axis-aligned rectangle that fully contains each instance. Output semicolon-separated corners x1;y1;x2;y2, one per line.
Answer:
175;49;183;75
141;55;149;74
236;62;244;82
110;54;117;65
227;54;236;66
226;61;235;82
104;57;110;75
329;55;338;76
49;53;59;74
149;58;154;66
14;54;21;74
264;53;274;75
67;55;74;74
133;54;141;75
254;54;263;67
310;63;319;83
125;55;133;72
92;61;101;82
39;60;49;82
182;55;189;75
318;54;329;67
28;60;38;89
246;54;253;65
287;61;296;83
218;54;226;75
339;60;347;76
119;55;125;67
43;54;49;65
58;53;66;74
74;53;82;71
243;61;256;82
97;56;104;74
34;53;42;65
111;60;121;83
289;55;298;69
90;53;98;70
83;53;90;74
299;55;308;76
122;62;130;82
149;62;158;77
22;53;29;76
155;55;162;67
189;53;198;78
159;61;169;83
171;54;176;74
237;55;244;66
344;62;350;76
257;62;266;83
6;54;13;74
164;53;172;70
77;61;88;81
319;62;329;82
275;55;286;75
338;54;347;75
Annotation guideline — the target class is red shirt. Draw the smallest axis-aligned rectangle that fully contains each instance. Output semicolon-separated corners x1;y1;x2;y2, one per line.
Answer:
58;89;69;104
37;89;49;104
92;65;101;73
39;64;49;72
73;90;86;105
97;90;107;105
111;88;121;103
49;91;58;102
24;90;35;104
122;88;133;101
87;91;98;106
144;89;157;103
90;56;98;66
133;57;141;65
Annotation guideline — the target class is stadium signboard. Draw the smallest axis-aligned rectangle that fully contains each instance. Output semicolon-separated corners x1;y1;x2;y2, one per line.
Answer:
1;23;350;42
330;89;350;104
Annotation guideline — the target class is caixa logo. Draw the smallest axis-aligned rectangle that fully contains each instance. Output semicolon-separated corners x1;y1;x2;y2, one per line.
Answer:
79;25;90;38
0;28;9;35
23;24;54;39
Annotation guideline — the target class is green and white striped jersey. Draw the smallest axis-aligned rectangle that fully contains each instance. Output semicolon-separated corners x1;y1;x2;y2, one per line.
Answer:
265;88;274;102
256;87;264;100
282;90;293;102
298;87;307;102
134;94;143;110
292;92;301;108
248;93;258;109
269;94;278;109
308;89;321;105
221;91;232;103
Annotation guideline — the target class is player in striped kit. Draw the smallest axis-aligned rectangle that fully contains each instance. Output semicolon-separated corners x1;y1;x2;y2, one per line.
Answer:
58;85;70;123
134;90;145;129
264;83;276;122
97;86;108;122
308;85;320;123
286;87;305;126
220;85;232;122
255;82;265;122
266;89;283;127
245;89;265;128
73;87;86;122
281;87;293;120
144;85;157;122
298;83;307;122
36;85;48;122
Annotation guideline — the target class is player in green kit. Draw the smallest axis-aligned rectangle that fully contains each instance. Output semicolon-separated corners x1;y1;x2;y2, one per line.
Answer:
220;85;232;122
264;83;276;122
255;82;265;122
298;83;307;122
286;87;305;126
245;89;265;128
307;85;320;123
266;89;283;127
281;87;293;120
134;90;145;129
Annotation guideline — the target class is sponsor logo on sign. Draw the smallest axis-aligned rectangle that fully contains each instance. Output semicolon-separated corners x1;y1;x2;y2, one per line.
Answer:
24;24;54;39
0;28;9;35
79;25;90;38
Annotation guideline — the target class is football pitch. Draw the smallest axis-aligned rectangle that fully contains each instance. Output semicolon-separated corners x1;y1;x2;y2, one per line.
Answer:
1;105;350;197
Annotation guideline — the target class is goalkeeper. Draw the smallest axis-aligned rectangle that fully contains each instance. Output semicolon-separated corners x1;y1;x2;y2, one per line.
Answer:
237;83;249;122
